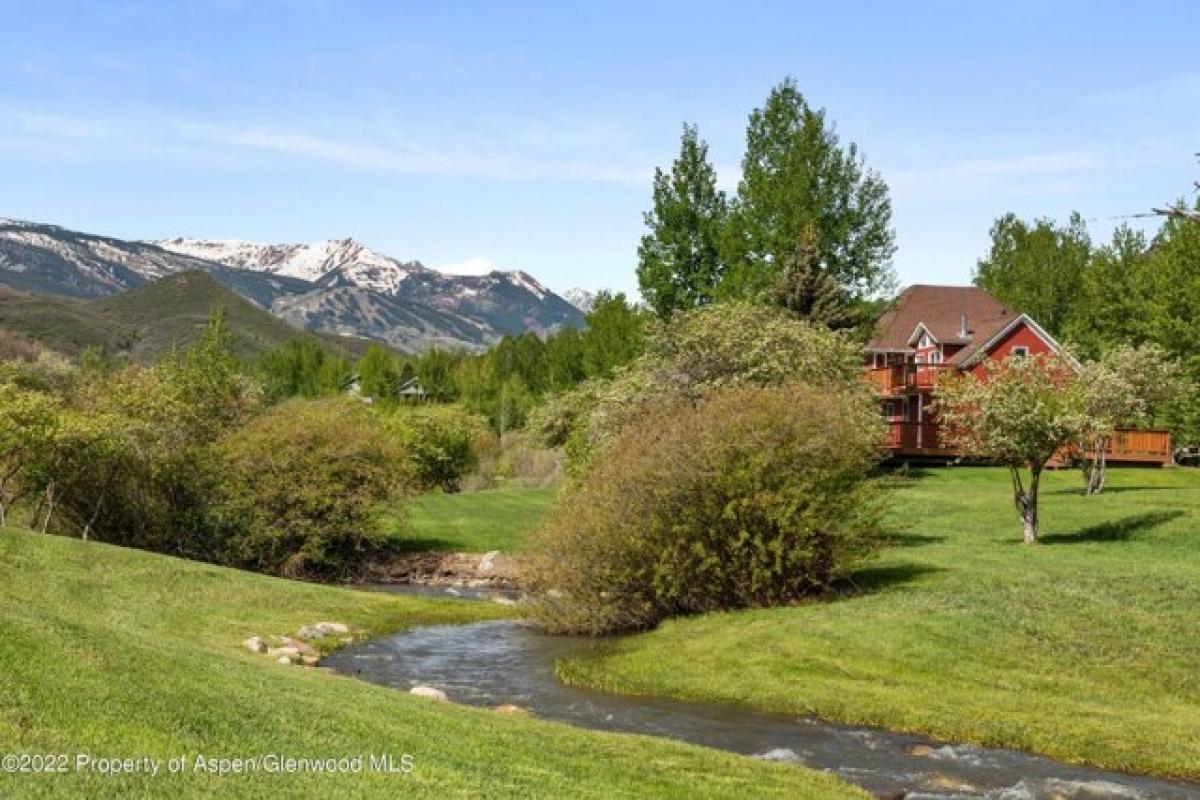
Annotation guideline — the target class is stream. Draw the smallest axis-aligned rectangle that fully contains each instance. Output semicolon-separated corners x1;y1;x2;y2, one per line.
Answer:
324;584;1200;800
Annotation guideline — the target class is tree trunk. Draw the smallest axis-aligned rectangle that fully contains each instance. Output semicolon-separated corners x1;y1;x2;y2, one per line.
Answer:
40;483;55;534
81;494;102;542
1010;464;1041;544
1085;436;1109;495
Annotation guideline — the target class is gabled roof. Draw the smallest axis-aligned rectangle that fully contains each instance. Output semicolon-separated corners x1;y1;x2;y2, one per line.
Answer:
957;312;1077;369
867;285;1019;365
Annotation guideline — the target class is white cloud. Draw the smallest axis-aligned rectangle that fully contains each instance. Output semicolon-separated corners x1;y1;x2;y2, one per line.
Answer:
0;104;655;186
889;150;1104;195
434;256;501;276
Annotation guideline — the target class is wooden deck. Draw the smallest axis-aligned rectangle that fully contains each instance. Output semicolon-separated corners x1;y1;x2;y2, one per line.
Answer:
882;423;1172;465
866;365;955;395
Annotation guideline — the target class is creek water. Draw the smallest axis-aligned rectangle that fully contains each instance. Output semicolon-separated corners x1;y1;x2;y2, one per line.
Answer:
323;584;1200;800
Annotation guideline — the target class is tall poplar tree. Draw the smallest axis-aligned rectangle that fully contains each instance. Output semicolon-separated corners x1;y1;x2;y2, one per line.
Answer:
637;124;729;320
723;78;896;303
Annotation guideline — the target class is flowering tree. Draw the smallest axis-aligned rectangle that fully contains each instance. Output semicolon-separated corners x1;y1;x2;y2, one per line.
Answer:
1076;344;1185;495
934;355;1084;544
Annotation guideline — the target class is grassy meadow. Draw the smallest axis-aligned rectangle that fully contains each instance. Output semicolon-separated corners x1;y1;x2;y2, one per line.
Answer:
0;529;861;799
390;486;556;553
558;466;1200;780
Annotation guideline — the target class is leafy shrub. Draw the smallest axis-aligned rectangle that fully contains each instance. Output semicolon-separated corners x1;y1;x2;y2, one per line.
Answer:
530;303;865;476
27;315;260;555
465;432;564;491
218;399;412;578
21;365;231;555
384;405;494;493
527;382;884;634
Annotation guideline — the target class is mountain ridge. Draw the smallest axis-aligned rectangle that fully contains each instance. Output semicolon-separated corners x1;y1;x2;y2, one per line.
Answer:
0;218;584;353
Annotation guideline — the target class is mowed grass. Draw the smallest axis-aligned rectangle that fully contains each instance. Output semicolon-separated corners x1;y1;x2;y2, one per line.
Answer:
390;487;557;553
558;467;1200;780
0;531;862;799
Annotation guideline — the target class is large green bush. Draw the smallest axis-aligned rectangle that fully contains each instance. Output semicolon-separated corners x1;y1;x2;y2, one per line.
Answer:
527;382;884;634
383;405;494;493
218;399;412;578
17;314;259;557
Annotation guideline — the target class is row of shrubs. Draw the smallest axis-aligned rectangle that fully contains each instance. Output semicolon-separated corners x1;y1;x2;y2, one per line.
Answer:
0;314;494;579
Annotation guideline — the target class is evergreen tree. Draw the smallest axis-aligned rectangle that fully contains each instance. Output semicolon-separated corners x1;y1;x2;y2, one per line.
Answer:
723;78;895;302
637;124;729;320
770;225;857;329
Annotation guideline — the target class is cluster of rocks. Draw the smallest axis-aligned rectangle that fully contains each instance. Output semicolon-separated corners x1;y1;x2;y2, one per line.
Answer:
407;685;530;716
361;550;522;588
242;622;355;668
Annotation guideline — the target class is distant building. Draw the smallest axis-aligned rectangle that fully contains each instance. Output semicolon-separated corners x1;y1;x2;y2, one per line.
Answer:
397;377;428;402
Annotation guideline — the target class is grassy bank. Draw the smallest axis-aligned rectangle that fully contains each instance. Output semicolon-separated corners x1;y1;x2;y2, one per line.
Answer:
0;530;860;798
390;487;556;553
558;467;1200;780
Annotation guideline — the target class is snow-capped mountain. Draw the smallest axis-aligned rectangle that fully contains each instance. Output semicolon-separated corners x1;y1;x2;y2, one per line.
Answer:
0;218;585;353
154;237;425;292
562;287;597;314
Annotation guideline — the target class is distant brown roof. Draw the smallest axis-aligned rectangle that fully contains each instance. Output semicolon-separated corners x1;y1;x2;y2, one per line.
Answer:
867;285;1018;365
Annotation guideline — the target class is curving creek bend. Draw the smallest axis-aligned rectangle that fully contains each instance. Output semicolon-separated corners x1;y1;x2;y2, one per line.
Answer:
324;585;1200;800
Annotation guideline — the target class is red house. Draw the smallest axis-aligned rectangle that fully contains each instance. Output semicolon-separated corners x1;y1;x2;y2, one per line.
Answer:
864;285;1171;464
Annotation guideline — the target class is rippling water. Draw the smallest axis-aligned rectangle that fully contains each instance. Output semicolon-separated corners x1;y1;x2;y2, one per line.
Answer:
325;585;1200;800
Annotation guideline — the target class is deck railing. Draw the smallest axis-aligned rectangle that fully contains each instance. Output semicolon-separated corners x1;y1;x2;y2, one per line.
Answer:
881;423;1171;464
865;364;955;394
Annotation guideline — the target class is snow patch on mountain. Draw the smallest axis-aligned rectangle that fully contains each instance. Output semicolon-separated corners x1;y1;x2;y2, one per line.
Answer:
435;256;500;277
562;287;597;313
154;237;426;291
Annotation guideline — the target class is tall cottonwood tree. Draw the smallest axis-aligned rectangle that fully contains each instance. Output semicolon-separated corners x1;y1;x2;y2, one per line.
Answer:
1066;225;1150;357
722;78;896;303
637;124;729;320
974;212;1092;338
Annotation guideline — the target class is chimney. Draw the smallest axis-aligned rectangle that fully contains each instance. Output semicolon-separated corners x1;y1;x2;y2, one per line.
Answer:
960;313;969;338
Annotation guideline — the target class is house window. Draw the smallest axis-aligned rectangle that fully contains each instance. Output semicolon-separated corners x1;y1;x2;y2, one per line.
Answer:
1011;346;1029;358
930;350;942;365
874;353;885;368
919;333;931;348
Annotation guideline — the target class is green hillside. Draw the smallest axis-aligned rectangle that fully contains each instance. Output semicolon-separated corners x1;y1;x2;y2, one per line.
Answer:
0;530;860;799
0;271;371;363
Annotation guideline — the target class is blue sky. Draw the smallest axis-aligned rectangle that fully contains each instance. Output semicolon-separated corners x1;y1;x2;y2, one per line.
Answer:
1;1;1197;296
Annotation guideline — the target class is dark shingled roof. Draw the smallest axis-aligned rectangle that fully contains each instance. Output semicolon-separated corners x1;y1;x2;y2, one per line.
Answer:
867;285;1018;366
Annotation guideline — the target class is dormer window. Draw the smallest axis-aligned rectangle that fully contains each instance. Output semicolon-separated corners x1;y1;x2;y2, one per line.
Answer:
919;333;932;348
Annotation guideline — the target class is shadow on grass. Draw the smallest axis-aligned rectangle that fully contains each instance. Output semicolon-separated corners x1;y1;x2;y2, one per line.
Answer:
846;562;944;595
1047;485;1179;496
877;531;946;548
1040;510;1185;544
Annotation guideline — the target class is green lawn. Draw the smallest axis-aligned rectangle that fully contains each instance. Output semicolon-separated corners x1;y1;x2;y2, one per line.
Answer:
558;466;1200;780
390;487;556;552
0;530;860;798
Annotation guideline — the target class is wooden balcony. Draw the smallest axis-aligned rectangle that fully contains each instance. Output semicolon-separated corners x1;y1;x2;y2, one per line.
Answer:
865;364;955;395
866;365;907;395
